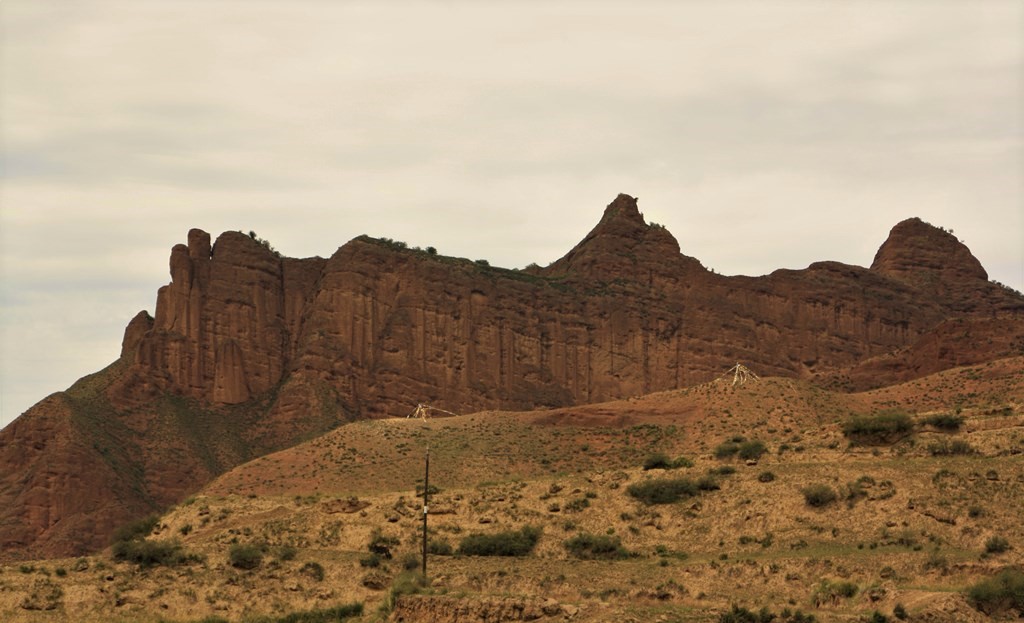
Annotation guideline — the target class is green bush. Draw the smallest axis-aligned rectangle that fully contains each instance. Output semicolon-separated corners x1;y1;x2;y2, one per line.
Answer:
737;440;767;461
564;533;628;560
626;478;699;505
842;411;913;444
696;476;721;491
643;453;672;470
111;515;160;544
272;602;363;623
966;569;1024;615
457;526;541;557
922;414;964;431
985;536;1011;554
928;440;974;456
812;579;858;606
801;484;838;508
427;538;453;555
671;456;694;468
228;543;264;570
358;553;381;568
893;603;908;620
757;471;776;483
112;539;194;568
714;441;741;459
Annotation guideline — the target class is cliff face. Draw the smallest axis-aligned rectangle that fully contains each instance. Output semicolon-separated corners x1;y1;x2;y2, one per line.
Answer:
2;194;1022;559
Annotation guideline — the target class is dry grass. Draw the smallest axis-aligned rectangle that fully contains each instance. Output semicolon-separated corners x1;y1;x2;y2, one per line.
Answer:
1;358;1022;622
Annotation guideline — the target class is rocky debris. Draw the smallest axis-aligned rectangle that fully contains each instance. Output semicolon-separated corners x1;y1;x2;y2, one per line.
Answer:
322;497;371;514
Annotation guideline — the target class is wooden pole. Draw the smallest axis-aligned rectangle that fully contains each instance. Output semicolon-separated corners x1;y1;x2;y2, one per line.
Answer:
421;448;429;579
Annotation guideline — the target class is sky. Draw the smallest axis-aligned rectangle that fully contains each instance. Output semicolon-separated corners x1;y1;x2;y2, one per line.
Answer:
1;1;1022;430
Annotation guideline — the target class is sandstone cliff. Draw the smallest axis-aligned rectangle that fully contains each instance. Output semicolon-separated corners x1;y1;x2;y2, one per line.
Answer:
2;194;1022;559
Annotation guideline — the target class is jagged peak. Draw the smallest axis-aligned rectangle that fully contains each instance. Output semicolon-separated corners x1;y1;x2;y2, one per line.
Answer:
871;217;987;283
543;193;689;280
597;193;646;227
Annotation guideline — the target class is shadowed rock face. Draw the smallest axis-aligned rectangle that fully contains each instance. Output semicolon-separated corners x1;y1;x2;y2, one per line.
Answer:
2;194;1022;560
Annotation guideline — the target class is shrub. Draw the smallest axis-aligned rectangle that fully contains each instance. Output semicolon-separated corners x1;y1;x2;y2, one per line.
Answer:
643;453;672;470
718;604;816;622
457;526;541;557
427;538;452;555
737;440;767;461
400;553;420;570
842;411;913;444
671;456;694;468
893;603;908;620
985;536;1011;554
275;603;364;622
228;543;264;570
928;440;974;456
626;478;699;505
564;533;629;560
966;569;1024;615
278;545;298;561
802;484;838;508
358;553;381;568
812;580;858;606
381;572;426;616
714;441;741;459
758;471;776;483
299;561;325;581
112;539;193;568
696;476;721;491
564;497;590;512
711;465;736;476
368;529;400;559
112;515;159;544
922;414;964;431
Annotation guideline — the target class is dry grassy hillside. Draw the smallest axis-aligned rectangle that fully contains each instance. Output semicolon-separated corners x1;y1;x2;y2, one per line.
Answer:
1;358;1021;623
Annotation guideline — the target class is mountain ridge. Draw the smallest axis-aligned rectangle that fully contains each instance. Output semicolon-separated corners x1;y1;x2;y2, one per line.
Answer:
2;193;1022;560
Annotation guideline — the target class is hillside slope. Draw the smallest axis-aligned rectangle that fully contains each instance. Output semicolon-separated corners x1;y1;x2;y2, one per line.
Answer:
0;358;1020;622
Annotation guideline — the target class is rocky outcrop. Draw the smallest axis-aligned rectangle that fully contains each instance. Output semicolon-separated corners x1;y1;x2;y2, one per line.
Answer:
3;193;1022;559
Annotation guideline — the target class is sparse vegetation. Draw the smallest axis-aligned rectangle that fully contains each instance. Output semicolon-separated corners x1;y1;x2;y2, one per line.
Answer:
718;604;816;622
626;478;699;505
985;535;1011;554
112;514;159;544
457;526;541;556
842;411;913;444
112;538;197;568
921;413;964;430
927;439;974;456
811;579;858;606
801;484;838;508
966;568;1024;616
228;543;264;570
564;533;629;560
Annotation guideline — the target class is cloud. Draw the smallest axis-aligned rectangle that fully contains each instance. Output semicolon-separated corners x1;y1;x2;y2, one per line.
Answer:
1;0;1022;428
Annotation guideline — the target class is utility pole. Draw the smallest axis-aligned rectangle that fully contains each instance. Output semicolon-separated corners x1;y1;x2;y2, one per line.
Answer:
421;447;429;579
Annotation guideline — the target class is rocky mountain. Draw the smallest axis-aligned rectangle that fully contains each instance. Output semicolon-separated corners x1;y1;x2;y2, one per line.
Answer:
2;193;1022;560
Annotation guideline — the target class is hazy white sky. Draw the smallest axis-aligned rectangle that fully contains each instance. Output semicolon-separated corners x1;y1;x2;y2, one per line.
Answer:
2;1;1022;429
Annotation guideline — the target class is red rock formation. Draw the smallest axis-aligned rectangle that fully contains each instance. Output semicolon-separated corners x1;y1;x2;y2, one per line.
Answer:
2;193;1022;560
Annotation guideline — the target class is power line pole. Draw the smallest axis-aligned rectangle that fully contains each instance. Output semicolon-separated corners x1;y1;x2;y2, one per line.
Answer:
421;447;429;580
